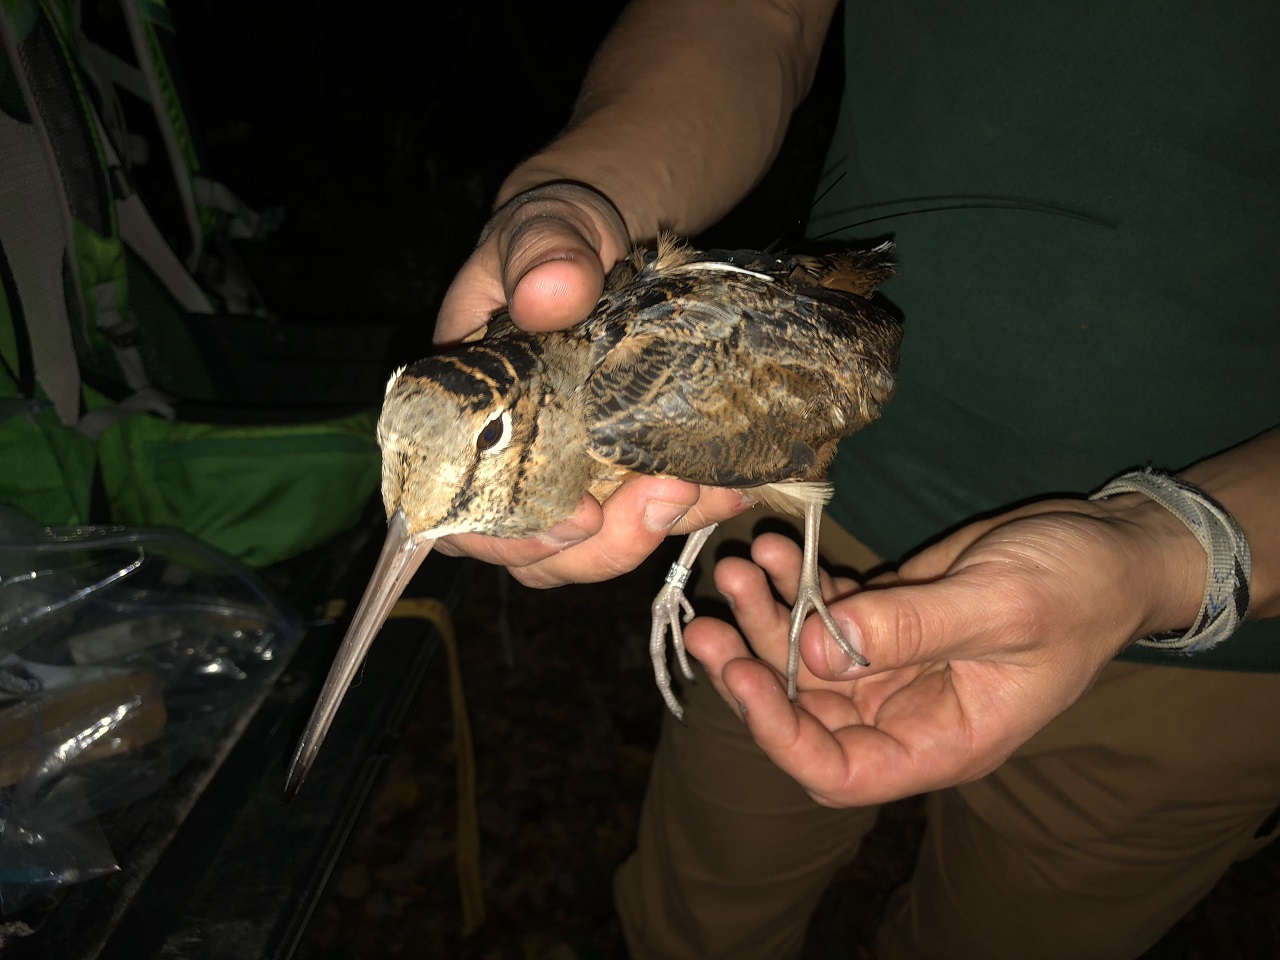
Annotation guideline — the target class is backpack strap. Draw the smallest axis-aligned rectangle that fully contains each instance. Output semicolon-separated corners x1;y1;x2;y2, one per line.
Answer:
81;0;277;317
1;2;151;417
0;236;37;399
0;10;86;425
115;0;203;271
75;384;173;439
93;109;215;315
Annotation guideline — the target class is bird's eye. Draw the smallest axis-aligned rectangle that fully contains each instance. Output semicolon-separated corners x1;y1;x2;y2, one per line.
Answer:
476;410;511;454
478;419;502;449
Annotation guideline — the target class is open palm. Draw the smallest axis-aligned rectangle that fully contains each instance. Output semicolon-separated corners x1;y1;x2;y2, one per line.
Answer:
684;497;1201;806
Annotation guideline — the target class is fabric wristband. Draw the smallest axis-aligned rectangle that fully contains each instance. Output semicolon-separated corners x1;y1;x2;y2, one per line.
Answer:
1090;467;1252;653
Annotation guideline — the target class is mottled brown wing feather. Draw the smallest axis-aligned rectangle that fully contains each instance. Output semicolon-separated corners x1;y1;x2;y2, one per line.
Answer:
581;266;902;487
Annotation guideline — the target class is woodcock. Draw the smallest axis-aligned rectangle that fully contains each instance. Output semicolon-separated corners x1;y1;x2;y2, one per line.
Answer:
285;234;902;798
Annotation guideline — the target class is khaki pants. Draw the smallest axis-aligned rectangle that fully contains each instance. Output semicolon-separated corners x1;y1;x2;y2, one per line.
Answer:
614;513;1280;959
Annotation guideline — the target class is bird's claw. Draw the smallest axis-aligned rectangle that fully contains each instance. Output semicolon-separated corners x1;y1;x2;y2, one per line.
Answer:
646;525;719;719
785;580;868;701
650;571;698;720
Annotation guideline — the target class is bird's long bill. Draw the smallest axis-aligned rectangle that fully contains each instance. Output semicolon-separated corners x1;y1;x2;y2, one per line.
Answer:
284;510;433;800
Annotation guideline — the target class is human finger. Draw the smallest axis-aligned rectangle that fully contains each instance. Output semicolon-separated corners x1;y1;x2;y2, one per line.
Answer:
434;493;604;567
669;486;754;535
504;475;705;588
708;549;855;696
681;615;757;709
722;658;1003;806
435;182;630;345
708;555;792;654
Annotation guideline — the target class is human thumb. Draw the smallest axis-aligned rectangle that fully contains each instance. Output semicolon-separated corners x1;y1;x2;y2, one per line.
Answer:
503;219;610;331
493;182;630;332
808;569;1008;678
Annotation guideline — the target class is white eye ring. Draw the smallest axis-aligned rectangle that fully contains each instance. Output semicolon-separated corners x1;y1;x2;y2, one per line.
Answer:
476;408;513;456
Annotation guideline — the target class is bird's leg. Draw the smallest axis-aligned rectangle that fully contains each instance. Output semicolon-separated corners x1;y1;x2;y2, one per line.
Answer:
650;523;718;720
786;502;869;700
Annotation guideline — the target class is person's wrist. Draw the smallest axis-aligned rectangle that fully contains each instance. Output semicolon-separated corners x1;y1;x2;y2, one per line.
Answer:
1100;492;1208;640
1090;468;1252;653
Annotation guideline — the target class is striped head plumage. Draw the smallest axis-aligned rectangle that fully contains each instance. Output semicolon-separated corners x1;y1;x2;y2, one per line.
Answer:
378;316;606;542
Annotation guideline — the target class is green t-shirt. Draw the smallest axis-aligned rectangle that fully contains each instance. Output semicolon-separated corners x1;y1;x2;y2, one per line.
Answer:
810;2;1280;670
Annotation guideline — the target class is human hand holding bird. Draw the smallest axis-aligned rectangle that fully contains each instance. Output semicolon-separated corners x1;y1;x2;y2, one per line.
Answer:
284;186;903;797
430;183;749;587
685;494;1210;808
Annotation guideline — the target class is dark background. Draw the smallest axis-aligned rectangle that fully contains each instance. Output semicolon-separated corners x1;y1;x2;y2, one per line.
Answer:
152;4;1280;958
169;2;842;335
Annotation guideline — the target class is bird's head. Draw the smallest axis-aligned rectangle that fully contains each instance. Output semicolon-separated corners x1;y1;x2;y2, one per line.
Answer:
286;346;542;800
377;360;542;541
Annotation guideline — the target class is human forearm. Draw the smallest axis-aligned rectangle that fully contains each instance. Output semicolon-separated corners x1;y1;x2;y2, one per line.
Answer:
496;0;840;240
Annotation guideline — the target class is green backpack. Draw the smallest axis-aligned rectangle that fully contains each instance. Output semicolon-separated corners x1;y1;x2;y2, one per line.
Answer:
0;0;389;567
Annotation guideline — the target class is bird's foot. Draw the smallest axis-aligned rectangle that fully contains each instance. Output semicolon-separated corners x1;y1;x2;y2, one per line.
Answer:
785;578;868;701
650;560;699;720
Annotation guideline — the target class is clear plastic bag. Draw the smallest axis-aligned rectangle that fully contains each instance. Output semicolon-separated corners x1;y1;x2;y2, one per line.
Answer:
0;508;301;913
